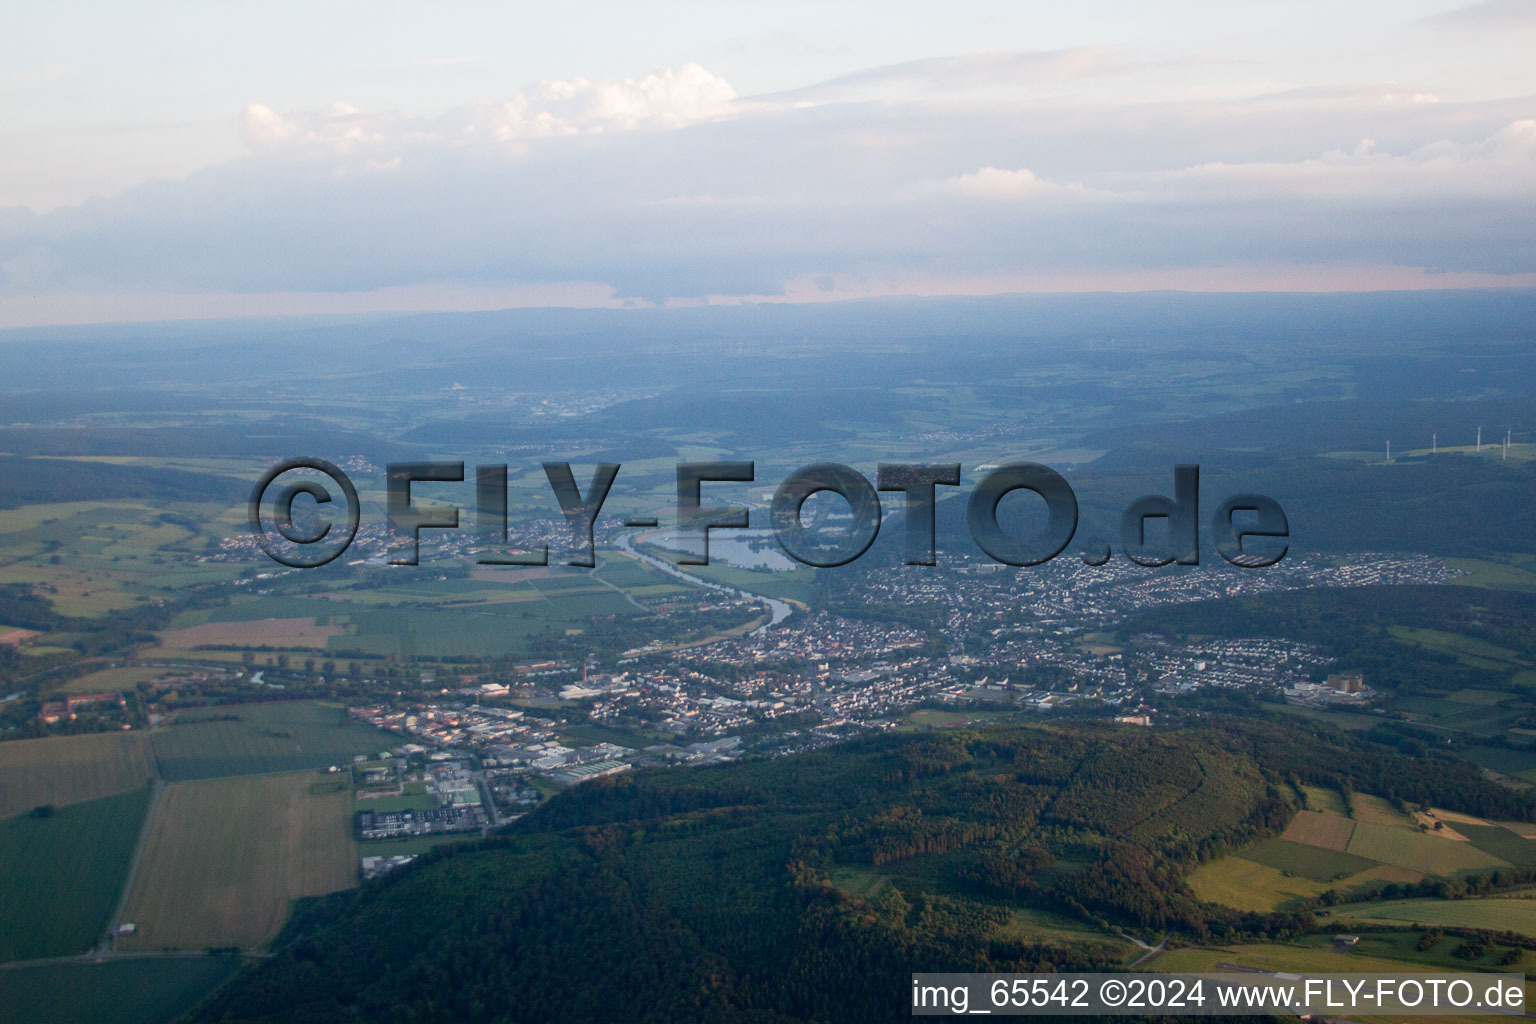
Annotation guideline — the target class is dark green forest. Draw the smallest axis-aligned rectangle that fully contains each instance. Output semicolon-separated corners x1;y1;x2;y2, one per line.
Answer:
194;720;1530;1024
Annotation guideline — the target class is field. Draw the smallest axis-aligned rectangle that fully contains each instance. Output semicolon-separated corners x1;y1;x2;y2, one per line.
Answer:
356;792;436;812
1150;932;1535;994
1464;744;1536;779
358;833;478;858
1350;793;1414;827
1346;820;1509;875
1332;896;1536;936
1458;823;1536;866
1389;625;1530;673
1195;790;1531;913
1298;784;1348;815
0;731;153;819
0;957;243;1024
1185;856;1330;912
155;617;345;651
0;789;152;961
1280;809;1354;851
1445;557;1536;591
116;771;356;951
1240;837;1376;881
151;700;398;781
51;664;167;696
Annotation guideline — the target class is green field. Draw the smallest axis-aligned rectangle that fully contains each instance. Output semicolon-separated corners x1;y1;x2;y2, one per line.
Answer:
0;731;154;820
1298;784;1348;815
1151;932;1529;977
1388;625;1530;672
0;957;243;1024
656;556;820;606
1464;745;1536;777
356;793;436;812
1186;856;1330;911
358;833;479;858
1445;557;1536;591
0;789;152;961
557;722;674;749
1333;896;1536;936
151;701;399;781
1346;819;1510;875
1457;823;1536;866
1240;837;1378;881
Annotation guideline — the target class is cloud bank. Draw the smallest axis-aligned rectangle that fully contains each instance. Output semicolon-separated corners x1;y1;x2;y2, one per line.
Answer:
1;54;1533;323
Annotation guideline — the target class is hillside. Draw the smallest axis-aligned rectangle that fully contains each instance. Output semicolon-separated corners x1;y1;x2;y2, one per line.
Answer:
193;720;1531;1024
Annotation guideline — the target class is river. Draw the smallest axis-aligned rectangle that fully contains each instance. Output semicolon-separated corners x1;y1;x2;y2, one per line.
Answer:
614;531;793;634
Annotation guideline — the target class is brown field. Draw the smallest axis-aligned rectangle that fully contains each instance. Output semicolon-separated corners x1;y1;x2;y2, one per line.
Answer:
1281;809;1356;851
0;626;40;647
1414;811;1470;840
155;617;344;651
1429;807;1491;826
116;771;356;951
1499;821;1536;839
0;731;154;819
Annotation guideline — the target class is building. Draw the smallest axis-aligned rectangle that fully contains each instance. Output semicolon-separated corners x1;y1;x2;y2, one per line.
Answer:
1327;673;1363;694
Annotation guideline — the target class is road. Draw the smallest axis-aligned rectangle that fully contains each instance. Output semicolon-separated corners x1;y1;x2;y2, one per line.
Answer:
1128;933;1167;968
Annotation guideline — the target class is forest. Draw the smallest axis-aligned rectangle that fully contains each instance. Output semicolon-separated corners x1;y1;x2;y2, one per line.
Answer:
193;719;1531;1024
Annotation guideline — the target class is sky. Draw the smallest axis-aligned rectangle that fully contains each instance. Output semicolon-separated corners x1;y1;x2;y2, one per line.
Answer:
1;0;1534;326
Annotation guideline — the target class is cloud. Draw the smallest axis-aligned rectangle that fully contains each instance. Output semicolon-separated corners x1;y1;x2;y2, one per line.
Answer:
1423;0;1536;29
945;167;1103;202
1140;120;1536;201
239;63;742;157
757;48;1133;102
1;58;1534;318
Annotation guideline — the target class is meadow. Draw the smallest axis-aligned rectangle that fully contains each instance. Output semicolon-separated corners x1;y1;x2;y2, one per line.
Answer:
116;771;356;951
1332;896;1536;936
0;957;243;1024
0;788;152;961
150;700;398;781
357;833;478;858
1185;856;1330;912
1240;837;1376;881
1345;820;1509;875
0;730;154;819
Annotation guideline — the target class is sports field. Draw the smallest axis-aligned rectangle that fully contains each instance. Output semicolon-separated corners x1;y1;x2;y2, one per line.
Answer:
116;771;356;951
151;700;398;781
0;789;152;961
0;731;153;819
